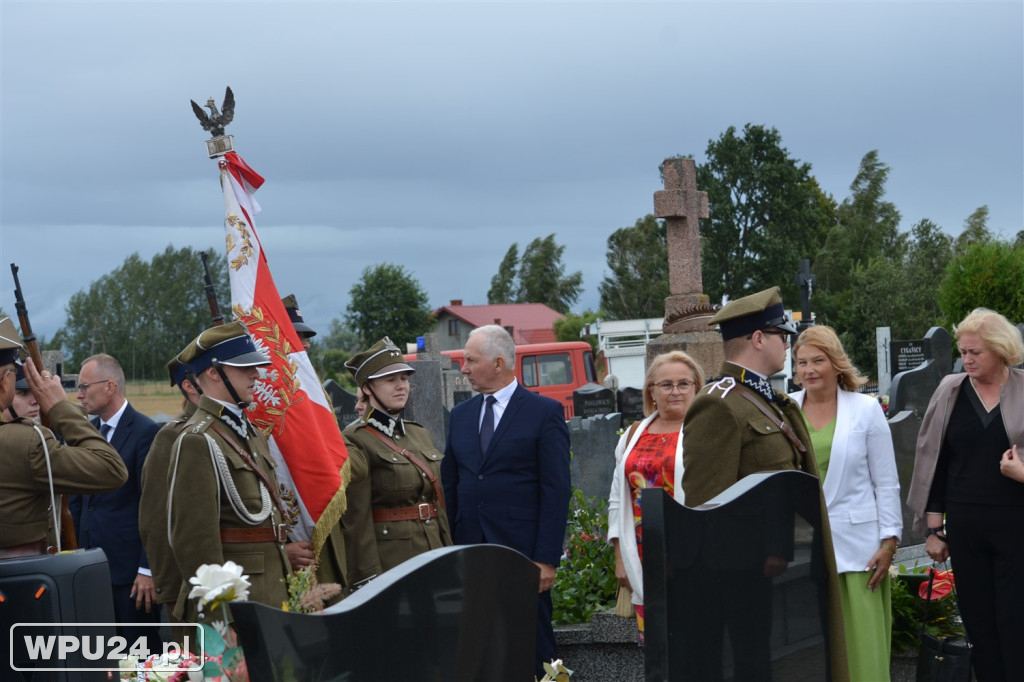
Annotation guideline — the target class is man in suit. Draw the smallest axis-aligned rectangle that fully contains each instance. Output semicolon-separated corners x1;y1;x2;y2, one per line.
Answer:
70;353;162;651
442;324;571;677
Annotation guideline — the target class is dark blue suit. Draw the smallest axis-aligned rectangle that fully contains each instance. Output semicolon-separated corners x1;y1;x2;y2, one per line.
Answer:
442;382;571;673
70;403;161;648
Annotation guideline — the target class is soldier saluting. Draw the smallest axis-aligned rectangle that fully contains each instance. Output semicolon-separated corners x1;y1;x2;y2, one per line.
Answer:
0;317;128;557
166;322;290;625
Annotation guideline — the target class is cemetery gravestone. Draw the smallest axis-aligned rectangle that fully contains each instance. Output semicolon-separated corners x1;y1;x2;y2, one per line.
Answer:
573;383;617;419
642;472;831;681
890;338;931;375
567;414;622;501
231;545;538;682
323;379;358;430
618;387;645;427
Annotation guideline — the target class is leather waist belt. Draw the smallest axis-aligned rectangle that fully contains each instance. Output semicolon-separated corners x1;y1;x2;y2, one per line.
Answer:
373;503;439;522
220;526;286;543
0;540;51;560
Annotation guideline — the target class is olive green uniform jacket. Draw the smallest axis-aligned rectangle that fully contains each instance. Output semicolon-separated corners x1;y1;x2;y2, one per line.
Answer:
139;402;197;607
682;362;850;682
1;401;128;547
342;412;451;586
167;396;290;623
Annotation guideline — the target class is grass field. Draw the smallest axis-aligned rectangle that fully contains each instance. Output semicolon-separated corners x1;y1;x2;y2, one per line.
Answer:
64;381;186;421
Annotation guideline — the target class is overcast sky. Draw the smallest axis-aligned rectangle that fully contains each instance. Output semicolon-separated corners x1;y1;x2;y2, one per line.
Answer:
1;1;1021;345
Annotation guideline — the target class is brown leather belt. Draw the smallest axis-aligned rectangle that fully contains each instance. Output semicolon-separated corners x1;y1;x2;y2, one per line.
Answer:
220;526;286;543
0;540;51;560
373;503;439;522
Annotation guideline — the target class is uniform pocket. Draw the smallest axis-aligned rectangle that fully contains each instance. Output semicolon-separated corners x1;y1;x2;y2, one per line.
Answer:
223;551;265;575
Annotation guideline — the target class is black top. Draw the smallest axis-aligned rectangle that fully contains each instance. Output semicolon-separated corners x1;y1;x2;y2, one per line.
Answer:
927;382;1022;511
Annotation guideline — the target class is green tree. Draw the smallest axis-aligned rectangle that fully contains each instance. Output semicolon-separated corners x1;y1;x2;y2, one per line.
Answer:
487;234;583;313
344;263;434;349
307;319;362;386
553;310;601;353
598;215;669;320
952;205;992;256
58;246;229;379
487;244;520;304
695;124;832;305
938;240;1024;327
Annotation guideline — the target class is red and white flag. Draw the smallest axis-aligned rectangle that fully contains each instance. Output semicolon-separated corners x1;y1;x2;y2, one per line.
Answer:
216;151;348;556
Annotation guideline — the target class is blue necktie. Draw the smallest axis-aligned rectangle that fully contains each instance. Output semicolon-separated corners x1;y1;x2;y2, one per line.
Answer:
479;395;497;454
100;423;112;441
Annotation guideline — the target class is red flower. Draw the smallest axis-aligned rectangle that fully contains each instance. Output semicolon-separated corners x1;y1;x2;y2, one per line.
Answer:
918;568;955;600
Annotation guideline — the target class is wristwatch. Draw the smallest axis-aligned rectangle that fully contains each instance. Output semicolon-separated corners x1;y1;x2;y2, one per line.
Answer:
925;527;945;537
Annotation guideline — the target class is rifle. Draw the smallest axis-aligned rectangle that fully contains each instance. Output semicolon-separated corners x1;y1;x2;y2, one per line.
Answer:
11;263;78;550
201;252;225;326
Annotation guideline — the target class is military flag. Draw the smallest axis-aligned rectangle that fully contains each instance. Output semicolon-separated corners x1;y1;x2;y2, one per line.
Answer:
216;150;348;556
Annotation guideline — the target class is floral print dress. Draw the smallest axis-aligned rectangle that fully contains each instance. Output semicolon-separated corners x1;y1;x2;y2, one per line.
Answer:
625;430;678;641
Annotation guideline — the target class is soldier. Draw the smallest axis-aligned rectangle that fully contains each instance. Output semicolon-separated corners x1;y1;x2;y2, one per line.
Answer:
342;337;451;587
3;363;40;424
139;355;201;639
166;322;290;625
282;293;317;352
681;286;848;681
682;286;808;505
0;317;128;556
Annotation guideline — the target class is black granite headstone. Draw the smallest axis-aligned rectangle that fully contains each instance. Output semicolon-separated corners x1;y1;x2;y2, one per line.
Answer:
231;545;538;682
322;379;358;429
890;338;931;375
642;471;830;681
572;382;617;418
617;387;645;427
453;390;473;406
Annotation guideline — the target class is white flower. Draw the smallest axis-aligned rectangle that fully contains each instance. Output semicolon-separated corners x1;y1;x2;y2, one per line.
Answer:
188;561;251;612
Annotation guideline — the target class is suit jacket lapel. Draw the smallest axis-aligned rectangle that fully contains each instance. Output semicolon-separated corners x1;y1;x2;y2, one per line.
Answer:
820;388;850;506
482;384;524;463
110;405;132;453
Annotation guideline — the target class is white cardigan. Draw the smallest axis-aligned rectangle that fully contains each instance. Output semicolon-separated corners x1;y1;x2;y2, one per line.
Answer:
606;412;685;605
790;387;903;573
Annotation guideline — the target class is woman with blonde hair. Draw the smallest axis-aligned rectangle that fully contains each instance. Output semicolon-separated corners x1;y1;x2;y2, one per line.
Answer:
607;350;705;644
908;308;1024;681
790;325;901;681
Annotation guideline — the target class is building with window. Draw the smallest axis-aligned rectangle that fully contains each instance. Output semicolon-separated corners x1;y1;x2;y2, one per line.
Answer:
430;300;565;352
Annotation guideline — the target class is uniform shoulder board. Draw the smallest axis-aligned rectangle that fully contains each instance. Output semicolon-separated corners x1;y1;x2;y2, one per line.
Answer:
186;415;214;435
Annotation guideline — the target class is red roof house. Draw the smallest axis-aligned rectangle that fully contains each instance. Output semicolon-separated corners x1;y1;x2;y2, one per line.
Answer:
431;300;565;351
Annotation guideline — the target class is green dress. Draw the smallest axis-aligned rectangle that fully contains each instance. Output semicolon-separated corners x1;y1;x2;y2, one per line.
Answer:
806;415;892;682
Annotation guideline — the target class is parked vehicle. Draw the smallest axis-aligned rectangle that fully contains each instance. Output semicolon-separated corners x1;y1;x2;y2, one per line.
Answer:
407;341;597;418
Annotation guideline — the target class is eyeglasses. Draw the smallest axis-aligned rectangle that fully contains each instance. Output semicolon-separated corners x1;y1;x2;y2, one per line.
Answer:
758;329;792;343
0;367;16;381
654;380;696;394
76;379;112;392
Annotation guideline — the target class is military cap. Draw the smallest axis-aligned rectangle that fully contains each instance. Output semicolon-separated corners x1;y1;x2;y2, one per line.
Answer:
282;294;316;338
0;317;24;367
345;336;415;386
13;361;28;390
166;353;195;388
177;322;270;375
711;286;797;340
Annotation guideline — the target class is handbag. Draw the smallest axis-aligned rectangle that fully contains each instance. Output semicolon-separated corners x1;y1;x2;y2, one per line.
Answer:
916;563;971;682
614;585;635;618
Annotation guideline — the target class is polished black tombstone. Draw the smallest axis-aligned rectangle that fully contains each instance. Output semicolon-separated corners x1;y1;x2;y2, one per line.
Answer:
642;471;829;681
617;386;644;427
231;544;538;682
572;382;617;418
322;379;358;429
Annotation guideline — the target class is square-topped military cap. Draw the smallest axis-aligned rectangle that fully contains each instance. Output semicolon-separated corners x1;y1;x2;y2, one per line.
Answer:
0;317;24;367
177;321;270;374
710;286;798;340
345;336;415;386
282;294;316;338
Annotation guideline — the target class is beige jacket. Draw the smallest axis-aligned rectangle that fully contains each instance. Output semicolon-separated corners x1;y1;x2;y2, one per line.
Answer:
906;368;1024;533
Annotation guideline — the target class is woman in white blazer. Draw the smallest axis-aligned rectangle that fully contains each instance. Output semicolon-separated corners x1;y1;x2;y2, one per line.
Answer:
791;325;902;682
607;350;705;645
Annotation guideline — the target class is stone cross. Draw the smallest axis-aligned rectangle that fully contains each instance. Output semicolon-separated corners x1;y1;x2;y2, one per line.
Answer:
654;157;709;296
